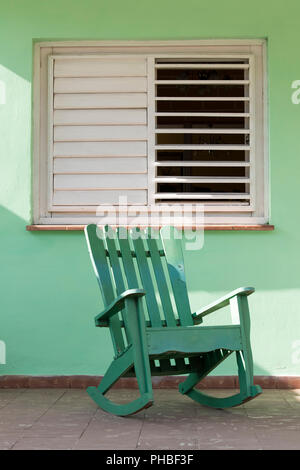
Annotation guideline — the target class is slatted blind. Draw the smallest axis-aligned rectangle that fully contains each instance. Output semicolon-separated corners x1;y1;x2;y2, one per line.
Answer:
48;56;148;210
151;57;254;211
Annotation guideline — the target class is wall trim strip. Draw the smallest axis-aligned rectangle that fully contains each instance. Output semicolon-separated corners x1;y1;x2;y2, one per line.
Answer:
26;224;275;231
0;375;298;389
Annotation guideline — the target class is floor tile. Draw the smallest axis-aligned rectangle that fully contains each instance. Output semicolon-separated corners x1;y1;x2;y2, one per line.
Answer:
0;388;298;450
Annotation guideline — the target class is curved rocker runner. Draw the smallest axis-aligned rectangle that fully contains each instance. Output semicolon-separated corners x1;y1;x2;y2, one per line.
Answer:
84;224;262;416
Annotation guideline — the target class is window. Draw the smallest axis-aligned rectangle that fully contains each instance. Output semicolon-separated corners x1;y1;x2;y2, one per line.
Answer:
33;41;268;226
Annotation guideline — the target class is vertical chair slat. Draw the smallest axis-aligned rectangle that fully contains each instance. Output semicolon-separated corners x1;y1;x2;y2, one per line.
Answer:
160;226;193;326
132;229;162;328
117;228;140;288
105;227;131;345
117;228;149;348
145;229;177;327
84;224;125;354
105;228;126;294
85;225;114;304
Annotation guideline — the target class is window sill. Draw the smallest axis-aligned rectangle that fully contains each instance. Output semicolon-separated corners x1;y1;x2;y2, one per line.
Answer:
26;224;275;232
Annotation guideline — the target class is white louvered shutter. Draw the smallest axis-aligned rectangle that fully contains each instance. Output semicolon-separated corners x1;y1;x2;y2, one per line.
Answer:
48;55;148;212
38;43;266;225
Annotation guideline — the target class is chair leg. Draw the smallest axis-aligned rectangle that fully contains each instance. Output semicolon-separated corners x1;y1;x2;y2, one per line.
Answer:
179;350;231;394
180;294;262;409
87;387;153;416
179;349;261;409
87;297;154;416
87;346;153;416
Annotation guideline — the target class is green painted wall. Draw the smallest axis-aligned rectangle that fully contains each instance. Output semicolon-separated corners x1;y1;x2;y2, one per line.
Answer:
0;0;299;377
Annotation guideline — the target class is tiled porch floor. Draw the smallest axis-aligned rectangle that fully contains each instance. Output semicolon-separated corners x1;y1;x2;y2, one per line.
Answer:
0;388;299;450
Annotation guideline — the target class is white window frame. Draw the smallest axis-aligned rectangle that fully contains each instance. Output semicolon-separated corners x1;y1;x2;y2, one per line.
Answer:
33;40;269;226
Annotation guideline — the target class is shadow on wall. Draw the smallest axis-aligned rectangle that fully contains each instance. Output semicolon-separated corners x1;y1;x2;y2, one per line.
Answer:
181;228;300;292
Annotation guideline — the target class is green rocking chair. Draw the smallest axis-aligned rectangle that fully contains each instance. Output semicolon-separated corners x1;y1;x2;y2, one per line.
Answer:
84;224;262;416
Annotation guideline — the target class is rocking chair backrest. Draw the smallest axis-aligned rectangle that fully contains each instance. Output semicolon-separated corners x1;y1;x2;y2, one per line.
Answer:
84;224;194;356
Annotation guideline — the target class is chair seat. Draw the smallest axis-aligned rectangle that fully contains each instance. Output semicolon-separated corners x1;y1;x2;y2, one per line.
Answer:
146;325;242;356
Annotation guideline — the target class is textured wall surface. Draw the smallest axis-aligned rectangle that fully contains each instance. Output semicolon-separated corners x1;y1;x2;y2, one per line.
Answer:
0;0;299;376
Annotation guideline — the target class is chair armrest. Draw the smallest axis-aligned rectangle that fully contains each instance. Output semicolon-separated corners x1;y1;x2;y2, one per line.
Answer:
95;289;146;326
192;287;255;325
